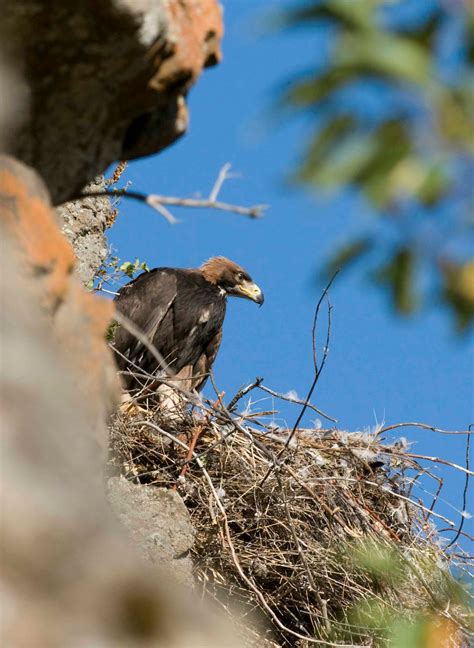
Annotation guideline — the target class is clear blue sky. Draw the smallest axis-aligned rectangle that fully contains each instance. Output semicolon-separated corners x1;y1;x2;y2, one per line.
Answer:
107;1;473;547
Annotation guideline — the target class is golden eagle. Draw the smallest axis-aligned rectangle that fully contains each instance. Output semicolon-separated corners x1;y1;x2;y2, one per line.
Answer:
113;257;263;406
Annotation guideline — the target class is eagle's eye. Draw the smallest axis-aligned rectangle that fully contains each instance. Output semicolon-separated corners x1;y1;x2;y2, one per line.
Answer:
237;272;244;281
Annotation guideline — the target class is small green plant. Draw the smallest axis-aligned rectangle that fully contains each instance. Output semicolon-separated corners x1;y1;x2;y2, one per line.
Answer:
119;258;150;279
91;254;150;293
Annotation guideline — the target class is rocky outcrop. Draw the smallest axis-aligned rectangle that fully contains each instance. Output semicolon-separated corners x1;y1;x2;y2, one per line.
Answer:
0;3;226;642
0;155;118;439
107;477;195;586
59;176;113;285
0;234;239;647
0;0;223;427
2;0;223;204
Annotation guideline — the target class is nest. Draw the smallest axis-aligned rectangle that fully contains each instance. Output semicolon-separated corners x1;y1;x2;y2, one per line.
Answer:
109;394;471;647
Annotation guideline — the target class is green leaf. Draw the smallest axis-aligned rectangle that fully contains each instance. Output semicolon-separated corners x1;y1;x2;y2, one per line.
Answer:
283;68;354;108
441;260;474;332
336;31;433;84
374;248;418;314
325;237;373;277
106;320;119;342
283;0;378;31
120;261;135;278
300;115;356;177
300;127;380;188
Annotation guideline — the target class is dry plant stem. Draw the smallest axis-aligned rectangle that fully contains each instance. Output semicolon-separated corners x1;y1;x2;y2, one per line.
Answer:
312;271;339;373
208;373;276;463
174;423;205;488
447;429;471;549
383;449;474;476
275;472;331;634
107;161;128;185
379;422;473;436
227;377;263;412
175;393;225;481
260;275;337;486
257;383;336;423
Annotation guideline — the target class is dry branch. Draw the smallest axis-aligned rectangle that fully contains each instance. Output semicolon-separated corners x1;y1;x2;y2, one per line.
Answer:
65;163;268;223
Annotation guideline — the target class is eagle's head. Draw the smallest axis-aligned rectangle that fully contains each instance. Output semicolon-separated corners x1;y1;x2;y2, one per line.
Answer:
201;257;264;305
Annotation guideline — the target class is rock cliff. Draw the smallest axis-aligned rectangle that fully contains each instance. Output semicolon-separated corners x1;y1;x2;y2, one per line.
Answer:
0;2;230;645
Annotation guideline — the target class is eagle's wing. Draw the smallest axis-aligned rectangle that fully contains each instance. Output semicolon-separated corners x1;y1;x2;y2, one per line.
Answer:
190;329;223;393
113;269;177;371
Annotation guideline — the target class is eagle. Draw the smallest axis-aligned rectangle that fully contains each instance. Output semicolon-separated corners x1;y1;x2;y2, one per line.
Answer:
112;256;263;408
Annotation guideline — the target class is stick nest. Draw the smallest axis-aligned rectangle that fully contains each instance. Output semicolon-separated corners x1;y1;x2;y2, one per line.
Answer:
109;401;471;647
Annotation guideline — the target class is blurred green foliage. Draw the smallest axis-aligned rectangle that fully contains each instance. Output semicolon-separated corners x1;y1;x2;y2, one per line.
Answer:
337;539;472;646
280;0;474;330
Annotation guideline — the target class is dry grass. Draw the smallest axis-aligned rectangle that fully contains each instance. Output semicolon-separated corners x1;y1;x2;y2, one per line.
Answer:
109;390;472;647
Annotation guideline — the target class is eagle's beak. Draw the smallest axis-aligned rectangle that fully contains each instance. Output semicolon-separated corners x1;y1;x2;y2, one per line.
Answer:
238;281;264;305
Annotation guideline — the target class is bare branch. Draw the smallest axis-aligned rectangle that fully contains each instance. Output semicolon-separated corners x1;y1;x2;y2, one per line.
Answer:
149;199;178;224
209;162;235;202
378;422;473;436
226;377;264;412
65;183;267;222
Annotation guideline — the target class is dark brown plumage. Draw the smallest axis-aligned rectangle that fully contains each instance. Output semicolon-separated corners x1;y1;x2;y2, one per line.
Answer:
113;257;263;402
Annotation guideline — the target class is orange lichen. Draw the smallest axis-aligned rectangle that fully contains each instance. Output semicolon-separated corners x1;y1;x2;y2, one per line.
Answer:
150;0;223;91
0;156;119;432
0;166;75;312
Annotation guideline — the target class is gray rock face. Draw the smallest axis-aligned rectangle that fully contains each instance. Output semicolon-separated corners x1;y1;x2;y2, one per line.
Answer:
107;476;195;586
58;176;111;285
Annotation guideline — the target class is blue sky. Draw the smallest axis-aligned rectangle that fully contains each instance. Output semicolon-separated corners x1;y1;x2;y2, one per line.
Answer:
107;1;473;547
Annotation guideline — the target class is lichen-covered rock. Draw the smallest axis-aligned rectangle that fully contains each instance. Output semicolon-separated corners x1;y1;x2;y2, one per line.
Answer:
59;176;112;286
0;154;118;440
107;477;195;586
0;236;240;647
2;0;223;203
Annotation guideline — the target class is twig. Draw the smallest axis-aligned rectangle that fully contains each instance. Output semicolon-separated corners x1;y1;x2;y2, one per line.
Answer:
209;162;238;202
66;164;268;224
227;377;264;412
208;372;276;463
151;200;178;224
382;449;474;476
275;472;331;633
174;423;205;487
257;383;336;423
446;427;472;549
260;273;338;486
378;422;473;436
